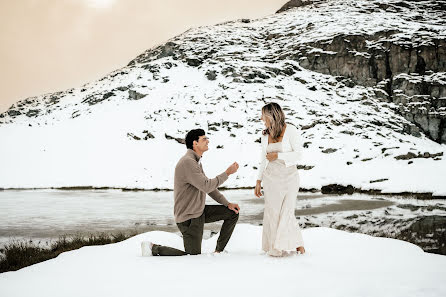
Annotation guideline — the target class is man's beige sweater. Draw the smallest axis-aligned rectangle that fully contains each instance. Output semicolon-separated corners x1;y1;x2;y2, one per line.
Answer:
174;149;229;223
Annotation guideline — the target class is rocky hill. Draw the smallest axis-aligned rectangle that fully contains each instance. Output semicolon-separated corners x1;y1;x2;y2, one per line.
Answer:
0;0;445;195
276;0;446;143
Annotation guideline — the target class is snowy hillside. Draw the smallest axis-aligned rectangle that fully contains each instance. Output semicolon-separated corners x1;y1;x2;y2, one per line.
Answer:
0;0;445;195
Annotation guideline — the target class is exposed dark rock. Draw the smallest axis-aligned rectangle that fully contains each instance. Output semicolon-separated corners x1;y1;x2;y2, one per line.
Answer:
276;0;313;14
157;42;178;59
128;42;179;65
272;3;446;142
335;214;446;255
165;133;185;145
321;184;355;195
128;90;147;100
164;62;173;69
397;216;446;255
296;164;314;170
301;120;326;130
397;204;421;211
81;94;107;105
294;77;307;84
268;33;283;41
7;110;21;117
116;86;129;91
282;66;296;76
127;133;141;141
71;111;80;119
208;122;221;128
142;64;160;74
186;58;203;67
25;109;40;117
307;85;317;91
289;27;446;143
142;130;155;140
340;130;355;135
46;95;60;105
322;148;337;153
345;214;358;219
395;151;443;160
370;178;389;183
103;92;115;100
206;70;217;80
381;146;399;153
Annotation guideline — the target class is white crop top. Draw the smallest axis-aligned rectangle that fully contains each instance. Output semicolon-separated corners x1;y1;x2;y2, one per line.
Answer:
256;123;303;181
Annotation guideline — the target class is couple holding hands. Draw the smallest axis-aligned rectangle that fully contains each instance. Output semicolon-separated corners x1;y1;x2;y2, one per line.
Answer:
141;102;305;257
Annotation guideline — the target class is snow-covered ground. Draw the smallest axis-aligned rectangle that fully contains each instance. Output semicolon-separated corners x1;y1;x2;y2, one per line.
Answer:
0;224;445;297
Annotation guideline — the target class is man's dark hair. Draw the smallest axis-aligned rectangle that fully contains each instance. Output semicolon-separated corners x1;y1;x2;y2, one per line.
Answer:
185;129;205;149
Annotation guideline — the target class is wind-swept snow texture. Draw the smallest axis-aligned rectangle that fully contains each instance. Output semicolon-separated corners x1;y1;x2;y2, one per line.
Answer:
0;225;445;297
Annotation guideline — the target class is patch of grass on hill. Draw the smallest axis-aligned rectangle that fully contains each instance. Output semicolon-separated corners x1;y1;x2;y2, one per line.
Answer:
0;232;136;273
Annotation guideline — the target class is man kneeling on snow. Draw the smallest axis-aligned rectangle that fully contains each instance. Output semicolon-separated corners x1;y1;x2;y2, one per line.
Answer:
142;128;240;256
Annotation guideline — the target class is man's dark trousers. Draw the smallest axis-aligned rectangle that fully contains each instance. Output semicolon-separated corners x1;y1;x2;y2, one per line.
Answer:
151;205;239;256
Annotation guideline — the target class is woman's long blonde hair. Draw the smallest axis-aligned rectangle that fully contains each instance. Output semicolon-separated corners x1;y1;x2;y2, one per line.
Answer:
262;102;286;141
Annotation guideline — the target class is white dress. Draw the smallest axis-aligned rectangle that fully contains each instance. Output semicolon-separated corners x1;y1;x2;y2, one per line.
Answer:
262;141;304;256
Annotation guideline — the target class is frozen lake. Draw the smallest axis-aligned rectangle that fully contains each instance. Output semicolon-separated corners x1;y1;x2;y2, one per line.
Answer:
1;189;445;253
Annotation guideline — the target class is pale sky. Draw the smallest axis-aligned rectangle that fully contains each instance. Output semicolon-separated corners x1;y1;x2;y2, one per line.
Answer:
0;0;287;113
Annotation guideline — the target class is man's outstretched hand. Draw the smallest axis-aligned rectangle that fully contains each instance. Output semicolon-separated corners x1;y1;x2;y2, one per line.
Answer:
227;203;240;214
225;162;239;176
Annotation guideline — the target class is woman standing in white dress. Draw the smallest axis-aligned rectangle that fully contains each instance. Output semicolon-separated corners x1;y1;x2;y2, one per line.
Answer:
254;102;305;256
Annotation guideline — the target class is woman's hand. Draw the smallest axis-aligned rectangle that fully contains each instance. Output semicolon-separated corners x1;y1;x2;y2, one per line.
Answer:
266;152;278;161
254;180;262;198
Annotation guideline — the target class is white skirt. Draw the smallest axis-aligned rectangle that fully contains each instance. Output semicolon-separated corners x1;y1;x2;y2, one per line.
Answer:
262;159;304;256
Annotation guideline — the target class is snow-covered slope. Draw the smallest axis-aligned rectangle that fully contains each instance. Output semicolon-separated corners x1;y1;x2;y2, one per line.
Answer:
0;224;445;297
0;0;445;194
